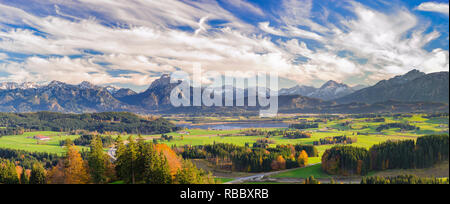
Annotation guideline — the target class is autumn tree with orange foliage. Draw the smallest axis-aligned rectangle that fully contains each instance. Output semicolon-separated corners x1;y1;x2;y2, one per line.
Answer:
47;142;90;184
271;155;286;171
155;144;182;176
298;150;309;168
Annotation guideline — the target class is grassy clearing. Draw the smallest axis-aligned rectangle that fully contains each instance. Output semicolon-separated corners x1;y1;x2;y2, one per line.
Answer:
1;114;447;158
215;178;234;184
109;180;125;184
270;164;331;179
0;131;85;155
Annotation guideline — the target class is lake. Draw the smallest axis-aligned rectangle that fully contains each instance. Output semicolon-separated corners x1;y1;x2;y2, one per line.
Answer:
177;122;290;130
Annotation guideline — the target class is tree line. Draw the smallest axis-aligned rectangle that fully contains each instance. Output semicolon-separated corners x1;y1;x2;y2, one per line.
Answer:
0;127;25;137
180;143;317;172
0;148;60;169
240;129;312;139
289;123;319;130
1;135;215;184
322;135;449;176
0;112;179;136
60;134;115;147
361;175;448;184
375;123;419;132
313;136;357;146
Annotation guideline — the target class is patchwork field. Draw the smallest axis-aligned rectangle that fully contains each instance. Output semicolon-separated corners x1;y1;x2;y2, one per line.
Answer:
0;113;448;181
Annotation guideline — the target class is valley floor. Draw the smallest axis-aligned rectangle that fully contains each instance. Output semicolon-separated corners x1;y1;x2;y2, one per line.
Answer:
1;113;448;184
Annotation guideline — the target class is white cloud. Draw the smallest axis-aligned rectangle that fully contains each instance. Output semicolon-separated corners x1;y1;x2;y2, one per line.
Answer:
261;0;448;84
0;0;448;88
416;2;449;15
279;0;330;33
285;26;325;42
0;2;293;85
258;22;288;37
225;0;265;16
330;2;448;76
259;22;325;42
0;53;7;60
422;48;450;73
0;56;157;86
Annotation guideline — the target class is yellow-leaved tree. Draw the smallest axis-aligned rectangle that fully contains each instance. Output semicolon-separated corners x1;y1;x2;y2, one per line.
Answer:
48;143;90;184
271;155;286;170
298;150;309;168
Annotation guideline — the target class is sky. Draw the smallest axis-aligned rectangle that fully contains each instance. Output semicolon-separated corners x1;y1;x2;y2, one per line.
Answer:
0;0;448;91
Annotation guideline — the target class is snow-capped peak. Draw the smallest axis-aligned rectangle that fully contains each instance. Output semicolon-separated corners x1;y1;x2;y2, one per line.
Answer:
104;85;120;94
0;82;41;90
78;81;98;89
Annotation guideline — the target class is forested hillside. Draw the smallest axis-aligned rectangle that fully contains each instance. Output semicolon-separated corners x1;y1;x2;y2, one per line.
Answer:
0;112;179;136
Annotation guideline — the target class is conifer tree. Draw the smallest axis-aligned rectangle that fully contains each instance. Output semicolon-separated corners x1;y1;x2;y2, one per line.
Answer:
116;136;137;184
29;163;46;184
88;135;111;184
134;135;148;182
145;152;172;184
20;169;29;184
0;159;20;184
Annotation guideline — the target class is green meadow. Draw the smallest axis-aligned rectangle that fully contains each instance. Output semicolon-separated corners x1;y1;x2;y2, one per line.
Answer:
0;131;86;155
0;114;448;179
270;164;331;179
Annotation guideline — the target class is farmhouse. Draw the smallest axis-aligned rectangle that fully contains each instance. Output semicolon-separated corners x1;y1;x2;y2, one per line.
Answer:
177;131;190;135
33;135;51;141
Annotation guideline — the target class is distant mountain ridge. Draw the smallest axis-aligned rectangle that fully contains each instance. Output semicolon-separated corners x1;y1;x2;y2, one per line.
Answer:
279;80;356;100
0;69;448;114
336;70;449;104
279;85;316;96
0;82;41;90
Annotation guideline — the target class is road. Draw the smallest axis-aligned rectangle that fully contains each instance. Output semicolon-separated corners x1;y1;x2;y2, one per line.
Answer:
224;163;320;184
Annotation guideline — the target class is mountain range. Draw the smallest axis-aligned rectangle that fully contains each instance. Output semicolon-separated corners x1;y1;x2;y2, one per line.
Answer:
336;70;449;104
279;80;358;101
0;69;448;114
0;82;42;90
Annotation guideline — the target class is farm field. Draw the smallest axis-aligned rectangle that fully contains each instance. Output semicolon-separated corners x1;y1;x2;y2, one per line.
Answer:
158;114;448;163
0;131;86;155
1;114;448;155
270;164;331;179
1;113;448;183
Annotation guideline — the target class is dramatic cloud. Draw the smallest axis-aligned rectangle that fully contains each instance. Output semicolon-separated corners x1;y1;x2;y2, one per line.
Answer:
0;0;448;89
262;0;449;82
330;2;446;75
416;2;449;15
